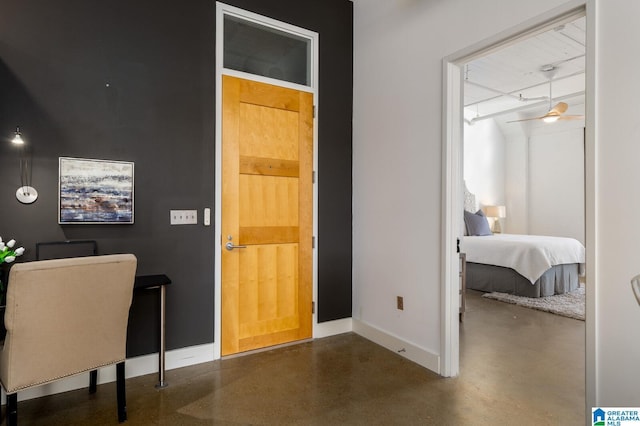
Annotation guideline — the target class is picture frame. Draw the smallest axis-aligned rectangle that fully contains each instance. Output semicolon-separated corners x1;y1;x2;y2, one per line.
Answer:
58;157;134;224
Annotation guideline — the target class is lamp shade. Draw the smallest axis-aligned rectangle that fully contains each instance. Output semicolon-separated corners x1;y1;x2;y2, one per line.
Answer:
484;205;506;218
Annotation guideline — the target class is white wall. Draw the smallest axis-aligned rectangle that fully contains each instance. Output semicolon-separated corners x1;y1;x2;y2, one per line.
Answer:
593;0;640;405
529;127;585;243
463;119;506;209
502;103;586;241
501;123;585;241
505;134;529;234
352;0;570;367
464;118;584;241
354;0;640;409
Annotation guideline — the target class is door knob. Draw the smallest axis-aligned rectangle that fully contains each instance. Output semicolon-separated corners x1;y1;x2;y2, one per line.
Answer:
226;242;247;251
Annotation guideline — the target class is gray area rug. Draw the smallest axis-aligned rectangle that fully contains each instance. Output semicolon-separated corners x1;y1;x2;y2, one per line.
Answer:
482;284;585;320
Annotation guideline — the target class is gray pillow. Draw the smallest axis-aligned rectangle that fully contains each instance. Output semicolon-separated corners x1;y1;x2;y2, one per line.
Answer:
464;210;492;236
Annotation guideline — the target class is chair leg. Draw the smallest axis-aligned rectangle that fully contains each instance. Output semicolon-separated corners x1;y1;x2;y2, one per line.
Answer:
6;393;17;426
116;361;127;423
89;369;97;394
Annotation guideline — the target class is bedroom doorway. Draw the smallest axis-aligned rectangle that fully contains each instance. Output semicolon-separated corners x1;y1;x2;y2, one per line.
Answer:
441;4;595;409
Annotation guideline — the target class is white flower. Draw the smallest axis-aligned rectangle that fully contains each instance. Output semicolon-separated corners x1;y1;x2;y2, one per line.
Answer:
0;237;23;265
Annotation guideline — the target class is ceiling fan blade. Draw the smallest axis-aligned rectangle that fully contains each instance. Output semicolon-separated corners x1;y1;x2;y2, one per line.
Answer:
506;116;545;123
507;101;582;124
558;114;585;120
550;102;568;115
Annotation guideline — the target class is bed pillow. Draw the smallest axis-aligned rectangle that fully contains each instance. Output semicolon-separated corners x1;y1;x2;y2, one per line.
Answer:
464;209;492;236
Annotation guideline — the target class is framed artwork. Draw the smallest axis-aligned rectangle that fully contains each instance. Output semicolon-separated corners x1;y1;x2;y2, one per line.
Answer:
58;157;134;224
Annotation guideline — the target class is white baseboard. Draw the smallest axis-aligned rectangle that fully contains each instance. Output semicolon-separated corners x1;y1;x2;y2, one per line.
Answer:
314;317;353;338
352;318;440;374
1;321;439;405
1;343;215;404
124;342;215;379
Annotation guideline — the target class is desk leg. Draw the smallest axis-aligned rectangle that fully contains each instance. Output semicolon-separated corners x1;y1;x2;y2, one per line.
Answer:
155;285;168;388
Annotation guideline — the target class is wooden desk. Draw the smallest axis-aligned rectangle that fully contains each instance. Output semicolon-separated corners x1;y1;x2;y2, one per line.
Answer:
134;274;172;388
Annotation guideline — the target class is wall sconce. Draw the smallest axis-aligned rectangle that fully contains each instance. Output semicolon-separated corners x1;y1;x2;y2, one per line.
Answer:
11;127;38;204
483;205;506;233
12;128;24;145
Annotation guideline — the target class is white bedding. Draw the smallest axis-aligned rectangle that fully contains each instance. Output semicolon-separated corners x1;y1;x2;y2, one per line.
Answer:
460;234;585;283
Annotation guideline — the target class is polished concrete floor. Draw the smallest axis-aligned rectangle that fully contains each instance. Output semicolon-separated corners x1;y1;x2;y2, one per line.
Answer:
5;291;585;425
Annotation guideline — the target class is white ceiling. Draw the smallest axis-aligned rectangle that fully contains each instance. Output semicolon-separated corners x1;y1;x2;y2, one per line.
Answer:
463;16;586;125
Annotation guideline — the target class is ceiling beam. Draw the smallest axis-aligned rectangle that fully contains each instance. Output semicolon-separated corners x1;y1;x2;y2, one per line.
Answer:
464;70;585;108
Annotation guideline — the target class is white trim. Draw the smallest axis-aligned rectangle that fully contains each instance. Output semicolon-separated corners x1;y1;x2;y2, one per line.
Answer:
1;344;215;405
214;2;320;359
441;0;587;379
214;0;225;362
221;5;317;88
440;60;463;377
445;2;586;65
353;319;439;373
220;69;314;94
217;3;316;90
584;0;597;411
313;318;353;339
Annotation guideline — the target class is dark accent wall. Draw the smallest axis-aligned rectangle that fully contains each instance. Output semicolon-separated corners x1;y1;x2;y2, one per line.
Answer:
0;0;352;355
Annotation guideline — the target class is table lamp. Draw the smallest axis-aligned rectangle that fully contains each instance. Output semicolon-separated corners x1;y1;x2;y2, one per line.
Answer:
483;205;506;233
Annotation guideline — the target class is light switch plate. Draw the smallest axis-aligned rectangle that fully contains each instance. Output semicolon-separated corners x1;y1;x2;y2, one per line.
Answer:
204;208;211;226
170;210;197;225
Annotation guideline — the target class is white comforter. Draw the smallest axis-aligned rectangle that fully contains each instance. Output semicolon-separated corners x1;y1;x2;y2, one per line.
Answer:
460;234;585;283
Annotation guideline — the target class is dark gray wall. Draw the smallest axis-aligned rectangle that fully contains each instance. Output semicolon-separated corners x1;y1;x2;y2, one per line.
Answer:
0;0;352;355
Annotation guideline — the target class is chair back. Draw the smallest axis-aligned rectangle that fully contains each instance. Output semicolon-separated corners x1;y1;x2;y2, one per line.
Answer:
0;254;137;394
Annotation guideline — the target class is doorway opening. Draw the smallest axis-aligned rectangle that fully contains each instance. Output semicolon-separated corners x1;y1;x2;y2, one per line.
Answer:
441;6;595;410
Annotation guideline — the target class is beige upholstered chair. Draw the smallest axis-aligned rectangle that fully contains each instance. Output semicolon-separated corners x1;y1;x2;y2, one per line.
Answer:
0;254;137;425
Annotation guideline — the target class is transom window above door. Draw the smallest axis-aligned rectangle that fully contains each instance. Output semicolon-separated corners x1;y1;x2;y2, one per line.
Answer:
223;14;312;87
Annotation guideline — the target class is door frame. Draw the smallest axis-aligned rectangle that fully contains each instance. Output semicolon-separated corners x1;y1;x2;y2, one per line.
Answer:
214;2;319;359
441;1;596;412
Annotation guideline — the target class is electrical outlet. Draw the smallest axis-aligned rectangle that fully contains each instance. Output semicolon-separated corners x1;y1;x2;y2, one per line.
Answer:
170;210;197;225
397;296;404;310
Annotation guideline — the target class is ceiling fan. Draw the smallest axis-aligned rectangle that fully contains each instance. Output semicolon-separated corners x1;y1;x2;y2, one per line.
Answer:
508;66;584;123
508;100;583;123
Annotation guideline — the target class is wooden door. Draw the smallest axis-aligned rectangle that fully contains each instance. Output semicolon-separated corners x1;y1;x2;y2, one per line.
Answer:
221;75;313;356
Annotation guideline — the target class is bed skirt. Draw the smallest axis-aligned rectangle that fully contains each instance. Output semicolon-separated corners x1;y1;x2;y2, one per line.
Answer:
466;262;580;298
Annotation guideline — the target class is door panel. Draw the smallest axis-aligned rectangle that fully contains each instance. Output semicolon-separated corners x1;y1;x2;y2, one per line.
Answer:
239;175;299;227
239;105;299;160
222;75;313;356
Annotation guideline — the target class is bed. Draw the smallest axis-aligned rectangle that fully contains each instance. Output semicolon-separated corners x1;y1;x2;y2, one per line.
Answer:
460;184;584;298
460;233;585;297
